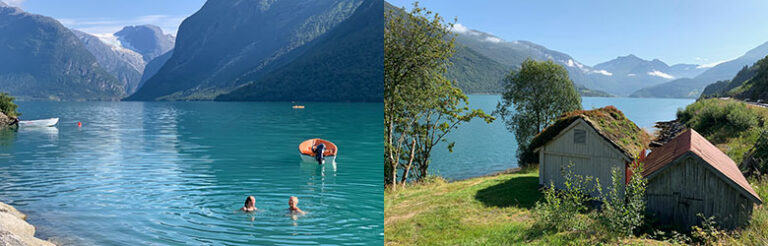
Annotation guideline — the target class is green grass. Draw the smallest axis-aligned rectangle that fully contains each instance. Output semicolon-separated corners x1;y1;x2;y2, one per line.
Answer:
385;168;768;245
385;169;668;245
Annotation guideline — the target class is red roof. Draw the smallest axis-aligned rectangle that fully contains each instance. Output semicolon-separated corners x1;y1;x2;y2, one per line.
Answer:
643;129;762;204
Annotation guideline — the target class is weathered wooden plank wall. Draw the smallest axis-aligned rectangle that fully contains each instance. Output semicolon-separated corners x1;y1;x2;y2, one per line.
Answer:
646;154;754;230
539;120;627;196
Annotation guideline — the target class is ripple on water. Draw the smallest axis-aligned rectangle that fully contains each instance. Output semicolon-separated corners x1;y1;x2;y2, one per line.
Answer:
0;101;383;245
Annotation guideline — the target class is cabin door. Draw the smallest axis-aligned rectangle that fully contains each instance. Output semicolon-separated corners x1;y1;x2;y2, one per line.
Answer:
674;192;705;229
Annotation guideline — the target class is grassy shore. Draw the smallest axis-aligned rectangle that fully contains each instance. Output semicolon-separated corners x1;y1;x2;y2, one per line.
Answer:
385;169;768;245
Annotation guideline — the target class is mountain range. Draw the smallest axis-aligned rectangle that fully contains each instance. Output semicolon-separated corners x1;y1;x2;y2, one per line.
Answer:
699;54;768;100
631;41;768;98
217;0;382;102
0;0;382;102
437;22;710;97
128;0;379;101
0;3;125;101
438;21;768;99
72;25;175;95
115;25;175;62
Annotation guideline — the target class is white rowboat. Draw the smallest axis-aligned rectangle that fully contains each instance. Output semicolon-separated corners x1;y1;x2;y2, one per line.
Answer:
19;118;59;127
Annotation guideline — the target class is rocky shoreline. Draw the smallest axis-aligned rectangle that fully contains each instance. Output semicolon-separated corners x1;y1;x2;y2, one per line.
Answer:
0;112;18;129
0;202;54;246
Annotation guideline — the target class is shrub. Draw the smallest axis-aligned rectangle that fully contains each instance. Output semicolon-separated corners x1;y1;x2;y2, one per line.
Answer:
0;93;19;118
677;99;764;139
599;163;647;238
690;214;726;245
533;162;598;232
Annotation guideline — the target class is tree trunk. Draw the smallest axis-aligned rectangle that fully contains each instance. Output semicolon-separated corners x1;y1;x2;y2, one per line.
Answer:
400;140;417;186
390;160;398;191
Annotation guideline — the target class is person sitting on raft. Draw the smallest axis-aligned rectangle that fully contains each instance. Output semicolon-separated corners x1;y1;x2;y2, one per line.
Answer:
241;196;257;212
313;143;326;165
288;196;305;215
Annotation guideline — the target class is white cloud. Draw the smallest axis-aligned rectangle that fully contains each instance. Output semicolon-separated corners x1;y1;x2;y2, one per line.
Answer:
484;36;502;43
452;23;469;34
647;70;675;79
697;58;733;69
57;15;185;36
627;73;637;77
3;0;25;7
591;70;613;76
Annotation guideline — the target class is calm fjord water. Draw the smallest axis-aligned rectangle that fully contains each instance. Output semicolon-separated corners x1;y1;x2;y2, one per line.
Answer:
431;95;695;180
0;101;383;245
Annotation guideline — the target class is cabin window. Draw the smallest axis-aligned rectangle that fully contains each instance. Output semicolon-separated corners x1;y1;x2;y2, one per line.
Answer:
574;129;586;144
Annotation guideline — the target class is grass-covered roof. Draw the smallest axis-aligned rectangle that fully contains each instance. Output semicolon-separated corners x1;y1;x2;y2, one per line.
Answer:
529;106;651;159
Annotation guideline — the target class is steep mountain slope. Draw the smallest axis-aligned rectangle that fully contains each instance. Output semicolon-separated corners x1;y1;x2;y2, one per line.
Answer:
445;25;612;96
632;41;768;98
451;27;594;87
733;56;768;100
0;4;124;101
137;50;173;91
383;2;610;97
127;0;365;101
72;29;146;94
446;44;508;93
668;63;707;78
699;55;768;100
216;0;382;102
629;78;706;98
592;55;705;80
114;25;175;62
696;41;768;84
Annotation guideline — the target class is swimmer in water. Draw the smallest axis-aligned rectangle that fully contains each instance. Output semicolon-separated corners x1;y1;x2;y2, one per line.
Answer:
288;196;305;215
241;196;257;212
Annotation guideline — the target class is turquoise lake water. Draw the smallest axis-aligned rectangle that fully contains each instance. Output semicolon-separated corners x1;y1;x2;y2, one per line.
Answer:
0;102;383;245
431;95;695;180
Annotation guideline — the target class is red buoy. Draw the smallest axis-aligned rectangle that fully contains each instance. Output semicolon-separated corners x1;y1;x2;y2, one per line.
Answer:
77;122;82;127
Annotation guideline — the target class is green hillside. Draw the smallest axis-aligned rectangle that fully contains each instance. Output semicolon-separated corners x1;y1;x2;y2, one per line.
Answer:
700;55;768;100
216;0;382;102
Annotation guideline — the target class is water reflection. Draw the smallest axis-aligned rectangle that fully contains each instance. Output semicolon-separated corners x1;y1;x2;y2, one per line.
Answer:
0;128;16;146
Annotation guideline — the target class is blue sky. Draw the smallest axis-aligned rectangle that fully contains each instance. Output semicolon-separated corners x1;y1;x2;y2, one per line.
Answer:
388;0;768;66
5;0;206;36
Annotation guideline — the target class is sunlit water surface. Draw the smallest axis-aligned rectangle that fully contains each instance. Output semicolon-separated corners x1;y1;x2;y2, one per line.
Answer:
0;101;383;245
431;95;694;180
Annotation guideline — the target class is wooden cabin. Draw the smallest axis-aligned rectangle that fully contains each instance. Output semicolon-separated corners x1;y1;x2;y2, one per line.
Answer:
643;129;763;230
530;106;651;195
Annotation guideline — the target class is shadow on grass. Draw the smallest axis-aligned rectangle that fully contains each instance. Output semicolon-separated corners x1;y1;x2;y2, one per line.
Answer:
474;176;542;209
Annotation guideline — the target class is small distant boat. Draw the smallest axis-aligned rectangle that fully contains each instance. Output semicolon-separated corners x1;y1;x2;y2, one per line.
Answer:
19;118;59;127
299;138;337;164
292;105;305;109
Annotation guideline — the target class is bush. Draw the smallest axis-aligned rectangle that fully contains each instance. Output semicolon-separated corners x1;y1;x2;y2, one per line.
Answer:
677;99;762;139
0;93;19;118
533;162;598;232
599;163;647;238
690;214;727;245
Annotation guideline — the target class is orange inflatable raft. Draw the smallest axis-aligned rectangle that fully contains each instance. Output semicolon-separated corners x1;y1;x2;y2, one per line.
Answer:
299;138;338;164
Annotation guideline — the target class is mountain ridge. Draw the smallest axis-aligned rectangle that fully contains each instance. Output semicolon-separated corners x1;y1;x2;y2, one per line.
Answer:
631;41;768;98
0;4;125;101
127;0;366;101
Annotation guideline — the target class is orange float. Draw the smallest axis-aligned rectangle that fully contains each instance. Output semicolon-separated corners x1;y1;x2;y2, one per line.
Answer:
298;138;337;164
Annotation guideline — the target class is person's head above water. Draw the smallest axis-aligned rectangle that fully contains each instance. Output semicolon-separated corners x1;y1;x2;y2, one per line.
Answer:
241;196;256;212
289;196;299;209
289;196;305;212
